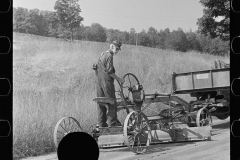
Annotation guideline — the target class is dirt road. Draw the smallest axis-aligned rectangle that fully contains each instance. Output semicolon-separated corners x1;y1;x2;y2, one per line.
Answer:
22;118;230;160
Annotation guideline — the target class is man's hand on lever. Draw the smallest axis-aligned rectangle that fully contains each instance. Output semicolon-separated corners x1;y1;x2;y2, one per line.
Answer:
110;73;125;84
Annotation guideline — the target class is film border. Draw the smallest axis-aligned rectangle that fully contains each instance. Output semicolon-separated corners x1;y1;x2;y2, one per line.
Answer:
0;0;12;159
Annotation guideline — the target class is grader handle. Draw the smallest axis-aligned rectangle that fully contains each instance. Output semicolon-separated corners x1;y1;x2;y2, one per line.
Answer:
145;92;171;97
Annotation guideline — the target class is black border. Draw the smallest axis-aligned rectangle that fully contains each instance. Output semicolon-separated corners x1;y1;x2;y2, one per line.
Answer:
0;0;12;159
230;0;240;159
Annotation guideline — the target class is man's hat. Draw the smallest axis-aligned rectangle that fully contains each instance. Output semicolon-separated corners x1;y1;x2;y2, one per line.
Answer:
112;40;122;50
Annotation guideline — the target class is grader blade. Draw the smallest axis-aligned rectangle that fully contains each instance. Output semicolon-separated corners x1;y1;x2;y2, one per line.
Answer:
150;125;212;143
97;125;211;148
97;134;125;148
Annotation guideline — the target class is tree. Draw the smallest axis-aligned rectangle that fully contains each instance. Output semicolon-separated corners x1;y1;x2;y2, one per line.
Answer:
13;7;29;33
157;28;170;49
196;34;212;53
186;30;201;51
106;29;128;43
197;0;229;41
54;0;83;41
83;26;94;41
122;31;130;44
106;29;115;42
165;28;188;52
106;29;113;42
208;37;229;55
129;28;137;45
24;9;47;35
46;12;61;37
88;23;107;42
147;27;159;48
138;29;151;47
75;24;86;40
39;10;58;37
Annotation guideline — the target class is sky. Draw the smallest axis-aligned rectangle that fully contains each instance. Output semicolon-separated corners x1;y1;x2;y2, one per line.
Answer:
13;0;206;32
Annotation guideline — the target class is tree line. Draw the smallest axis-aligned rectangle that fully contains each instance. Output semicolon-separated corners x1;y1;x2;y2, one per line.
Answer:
13;1;229;56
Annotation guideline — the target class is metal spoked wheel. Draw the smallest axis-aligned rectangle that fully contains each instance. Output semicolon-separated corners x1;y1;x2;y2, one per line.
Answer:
115;73;140;100
122;73;140;100
54;117;82;148
123;111;151;154
196;108;212;127
115;73;141;115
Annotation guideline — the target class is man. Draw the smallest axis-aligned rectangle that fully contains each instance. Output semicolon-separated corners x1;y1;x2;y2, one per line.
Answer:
95;41;125;127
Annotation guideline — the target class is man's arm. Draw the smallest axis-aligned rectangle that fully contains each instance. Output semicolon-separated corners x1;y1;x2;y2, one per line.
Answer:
109;73;124;83
104;54;124;83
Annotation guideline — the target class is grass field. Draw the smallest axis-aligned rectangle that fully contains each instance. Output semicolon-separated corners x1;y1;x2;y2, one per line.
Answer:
13;32;229;159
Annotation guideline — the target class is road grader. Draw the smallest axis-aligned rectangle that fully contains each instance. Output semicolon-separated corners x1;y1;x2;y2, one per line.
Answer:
54;67;230;154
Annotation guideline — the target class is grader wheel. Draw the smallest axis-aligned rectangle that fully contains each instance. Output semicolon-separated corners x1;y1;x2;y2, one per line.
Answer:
196;108;212;127
115;73;141;114
54;117;82;148
115;73;140;99
122;73;141;100
123;111;151;154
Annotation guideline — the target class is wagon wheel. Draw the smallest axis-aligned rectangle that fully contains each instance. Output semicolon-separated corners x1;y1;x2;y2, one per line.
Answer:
54;117;82;148
196;108;212;127
124;111;151;154
215;106;230;120
215;113;229;120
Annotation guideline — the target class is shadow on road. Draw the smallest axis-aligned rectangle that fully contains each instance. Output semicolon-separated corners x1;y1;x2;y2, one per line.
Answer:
212;121;230;129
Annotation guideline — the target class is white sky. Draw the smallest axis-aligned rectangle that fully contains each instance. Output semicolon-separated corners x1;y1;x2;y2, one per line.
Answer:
13;0;205;32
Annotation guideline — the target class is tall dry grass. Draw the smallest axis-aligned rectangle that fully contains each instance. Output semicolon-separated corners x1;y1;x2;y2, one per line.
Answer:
13;32;229;159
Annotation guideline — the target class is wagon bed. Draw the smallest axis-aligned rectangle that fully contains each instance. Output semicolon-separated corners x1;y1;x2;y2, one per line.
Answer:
172;68;230;94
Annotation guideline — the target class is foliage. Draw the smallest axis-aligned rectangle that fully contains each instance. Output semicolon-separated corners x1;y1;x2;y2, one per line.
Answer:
82;23;106;42
147;27;160;48
197;0;230;41
106;28;125;43
165;28;189;52
13;5;230;56
129;28;137;45
208;37;229;55
185;30;201;52
196;34;212;53
74;24;85;40
137;29;151;47
157;28;170;49
13;7;29;33
44;12;60;37
54;0;83;40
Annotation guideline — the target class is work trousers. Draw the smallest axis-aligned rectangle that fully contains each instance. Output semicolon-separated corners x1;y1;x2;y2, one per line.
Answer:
96;68;117;126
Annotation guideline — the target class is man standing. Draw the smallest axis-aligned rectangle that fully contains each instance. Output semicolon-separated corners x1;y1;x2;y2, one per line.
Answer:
95;41;125;127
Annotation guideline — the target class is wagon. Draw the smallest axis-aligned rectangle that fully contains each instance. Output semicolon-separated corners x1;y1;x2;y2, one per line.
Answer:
172;68;230;121
53;70;224;154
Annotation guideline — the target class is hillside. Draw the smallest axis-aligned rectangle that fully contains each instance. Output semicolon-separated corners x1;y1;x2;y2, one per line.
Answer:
13;32;229;159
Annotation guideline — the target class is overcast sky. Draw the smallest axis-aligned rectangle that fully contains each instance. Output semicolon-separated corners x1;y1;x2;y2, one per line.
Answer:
13;0;206;32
